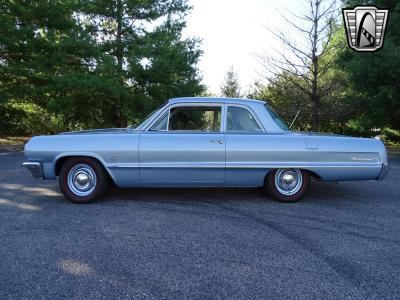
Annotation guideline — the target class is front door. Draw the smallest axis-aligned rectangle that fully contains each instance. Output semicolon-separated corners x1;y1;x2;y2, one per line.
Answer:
139;104;225;185
224;105;266;186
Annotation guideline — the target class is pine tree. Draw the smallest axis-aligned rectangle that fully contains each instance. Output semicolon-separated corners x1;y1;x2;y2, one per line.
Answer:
81;0;204;127
339;0;400;129
0;0;204;130
0;0;98;128
220;66;242;98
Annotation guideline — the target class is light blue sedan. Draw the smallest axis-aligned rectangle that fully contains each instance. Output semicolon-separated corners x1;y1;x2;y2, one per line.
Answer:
23;97;388;203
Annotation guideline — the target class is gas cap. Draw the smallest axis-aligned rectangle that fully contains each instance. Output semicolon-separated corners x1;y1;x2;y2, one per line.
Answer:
306;139;319;150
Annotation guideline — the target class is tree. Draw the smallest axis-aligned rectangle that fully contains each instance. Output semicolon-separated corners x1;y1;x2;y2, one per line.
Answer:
248;77;311;131
250;24;359;133
0;0;204;132
81;0;204;127
338;0;400;130
260;0;342;131
0;0;100;128
220;66;242;98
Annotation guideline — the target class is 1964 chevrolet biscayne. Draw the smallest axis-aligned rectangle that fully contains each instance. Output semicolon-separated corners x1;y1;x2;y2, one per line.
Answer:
23;97;389;203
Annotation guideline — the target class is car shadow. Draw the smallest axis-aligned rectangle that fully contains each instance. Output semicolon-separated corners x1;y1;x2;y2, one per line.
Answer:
99;181;351;205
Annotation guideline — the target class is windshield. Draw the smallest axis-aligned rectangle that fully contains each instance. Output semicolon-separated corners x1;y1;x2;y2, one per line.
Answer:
264;104;290;131
133;101;168;130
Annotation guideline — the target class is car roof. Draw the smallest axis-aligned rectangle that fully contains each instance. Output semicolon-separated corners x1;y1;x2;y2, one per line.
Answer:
168;97;266;105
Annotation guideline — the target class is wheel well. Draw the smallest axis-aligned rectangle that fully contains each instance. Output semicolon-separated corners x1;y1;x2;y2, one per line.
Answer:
55;156;71;176
306;170;322;180
55;156;111;181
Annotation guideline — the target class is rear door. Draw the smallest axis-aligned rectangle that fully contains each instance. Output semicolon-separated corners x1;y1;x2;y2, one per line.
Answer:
139;104;225;185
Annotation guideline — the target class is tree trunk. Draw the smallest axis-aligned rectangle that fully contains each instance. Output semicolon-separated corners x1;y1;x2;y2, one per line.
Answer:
312;95;320;132
311;0;320;132
113;0;127;128
112;111;127;128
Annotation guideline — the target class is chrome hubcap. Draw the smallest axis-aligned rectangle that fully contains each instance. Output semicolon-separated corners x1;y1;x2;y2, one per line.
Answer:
274;169;303;196
67;164;97;197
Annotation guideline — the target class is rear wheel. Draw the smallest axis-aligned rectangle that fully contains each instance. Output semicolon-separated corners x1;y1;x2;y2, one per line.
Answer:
265;169;310;203
59;158;108;203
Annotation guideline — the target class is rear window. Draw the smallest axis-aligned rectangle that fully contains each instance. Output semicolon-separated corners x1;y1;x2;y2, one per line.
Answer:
264;104;289;131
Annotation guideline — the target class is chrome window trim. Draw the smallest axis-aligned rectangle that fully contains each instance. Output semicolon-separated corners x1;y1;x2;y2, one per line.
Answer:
221;104;227;132
225;104;266;133
144;102;224;133
166;108;171;131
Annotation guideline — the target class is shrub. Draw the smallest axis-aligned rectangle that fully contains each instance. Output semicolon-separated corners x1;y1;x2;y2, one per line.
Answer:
380;128;400;144
0;102;64;136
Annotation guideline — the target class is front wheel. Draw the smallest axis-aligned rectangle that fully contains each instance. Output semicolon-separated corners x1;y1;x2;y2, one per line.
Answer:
59;158;108;203
265;169;310;203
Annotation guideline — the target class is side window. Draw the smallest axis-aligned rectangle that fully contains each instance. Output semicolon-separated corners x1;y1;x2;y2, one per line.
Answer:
169;106;221;132
149;111;168;131
226;106;262;132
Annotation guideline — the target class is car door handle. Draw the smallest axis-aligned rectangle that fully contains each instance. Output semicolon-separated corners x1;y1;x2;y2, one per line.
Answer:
209;139;224;144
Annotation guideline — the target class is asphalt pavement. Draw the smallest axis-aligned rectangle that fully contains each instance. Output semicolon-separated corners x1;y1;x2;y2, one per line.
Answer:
0;149;399;299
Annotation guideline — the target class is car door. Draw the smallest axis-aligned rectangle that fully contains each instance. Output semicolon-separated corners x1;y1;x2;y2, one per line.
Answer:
224;104;267;186
139;104;225;186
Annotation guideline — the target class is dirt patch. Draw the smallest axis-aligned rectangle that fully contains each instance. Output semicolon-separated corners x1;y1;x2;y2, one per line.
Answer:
0;136;30;146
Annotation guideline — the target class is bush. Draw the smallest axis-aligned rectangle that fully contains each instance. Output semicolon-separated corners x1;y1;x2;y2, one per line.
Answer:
0;102;64;136
380;128;400;144
343;119;373;138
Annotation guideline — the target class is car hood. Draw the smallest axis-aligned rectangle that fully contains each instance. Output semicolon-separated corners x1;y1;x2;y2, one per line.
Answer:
59;128;131;135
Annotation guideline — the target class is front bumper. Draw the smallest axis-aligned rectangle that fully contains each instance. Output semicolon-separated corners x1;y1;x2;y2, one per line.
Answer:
22;162;44;179
377;163;389;181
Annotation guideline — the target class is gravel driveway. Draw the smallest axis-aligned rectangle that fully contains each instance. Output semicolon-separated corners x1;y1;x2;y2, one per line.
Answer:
0;149;399;299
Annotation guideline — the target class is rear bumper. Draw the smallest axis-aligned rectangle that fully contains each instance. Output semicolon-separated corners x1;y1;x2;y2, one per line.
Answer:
22;162;44;179
377;163;389;181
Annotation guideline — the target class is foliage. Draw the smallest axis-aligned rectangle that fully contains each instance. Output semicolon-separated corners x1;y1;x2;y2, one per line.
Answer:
259;0;342;131
220;66;242;98
0;1;99;125
380;128;400;144
79;0;204;127
0;102;63;136
1;0;399;137
338;0;400;130
251;0;399;136
0;0;204;133
248;78;311;131
249;25;358;133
